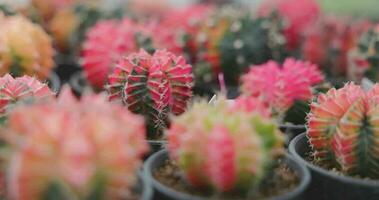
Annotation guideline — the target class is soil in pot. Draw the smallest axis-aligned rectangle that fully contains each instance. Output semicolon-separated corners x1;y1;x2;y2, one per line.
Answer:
289;133;379;200
153;158;300;199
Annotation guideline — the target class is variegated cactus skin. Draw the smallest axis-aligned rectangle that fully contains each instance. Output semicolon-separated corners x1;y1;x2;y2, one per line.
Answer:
307;82;379;178
3;87;148;200
167;100;284;193
0;74;54;116
0;13;55;79
107;49;193;139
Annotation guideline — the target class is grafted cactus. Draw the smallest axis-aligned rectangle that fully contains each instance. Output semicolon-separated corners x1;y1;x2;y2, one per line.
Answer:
307;82;379;178
2;87;148;200
0;74;54;117
240;58;324;123
107;49;193;139
0;13;55;79
167;100;284;193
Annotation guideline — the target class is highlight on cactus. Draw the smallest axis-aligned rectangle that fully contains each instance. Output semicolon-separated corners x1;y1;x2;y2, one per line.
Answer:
107;49;193;139
167;99;284;194
307;82;379;178
240;58;324;122
1;87;148;199
0;13;55;79
0;74;54;118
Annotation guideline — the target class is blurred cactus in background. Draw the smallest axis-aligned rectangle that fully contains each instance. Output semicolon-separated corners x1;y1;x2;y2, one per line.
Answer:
0;13;55;79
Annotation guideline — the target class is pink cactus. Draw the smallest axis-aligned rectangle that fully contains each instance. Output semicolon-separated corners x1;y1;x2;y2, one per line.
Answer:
81;18;138;89
3;87;148;200
307;83;379;177
167;100;284;193
240;58;324;115
0;74;54;115
107;49;193;138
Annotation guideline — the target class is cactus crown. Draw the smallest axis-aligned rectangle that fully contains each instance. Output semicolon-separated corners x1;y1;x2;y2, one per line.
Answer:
307;82;379;178
240;58;323;123
167;99;284;194
2;87;148;200
0;74;54;119
107;49;193;139
0;13;54;79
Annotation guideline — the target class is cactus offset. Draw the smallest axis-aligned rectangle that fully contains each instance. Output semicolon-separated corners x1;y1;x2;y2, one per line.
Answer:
0;13;55;79
307;83;379;178
240;58;324;121
2;87;148;200
107;49;193;139
0;74;54;117
167;100;284;194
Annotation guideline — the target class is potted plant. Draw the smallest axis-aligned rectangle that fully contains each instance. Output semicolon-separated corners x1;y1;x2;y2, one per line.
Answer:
289;82;379;200
237;58;325;141
145;99;310;200
107;49;193;152
0;12;60;91
0;86;152;200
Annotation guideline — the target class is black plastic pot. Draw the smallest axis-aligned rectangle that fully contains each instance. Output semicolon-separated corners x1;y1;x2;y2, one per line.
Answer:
54;54;82;83
136;171;153;200
47;71;61;93
144;150;310;200
289;133;379;200
69;71;93;97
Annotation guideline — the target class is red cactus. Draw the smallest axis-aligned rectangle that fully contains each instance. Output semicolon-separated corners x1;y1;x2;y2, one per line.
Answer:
107;49;193;138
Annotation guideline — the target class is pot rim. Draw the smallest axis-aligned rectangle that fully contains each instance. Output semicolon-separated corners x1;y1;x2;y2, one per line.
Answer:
144;149;311;200
289;133;379;187
48;71;61;93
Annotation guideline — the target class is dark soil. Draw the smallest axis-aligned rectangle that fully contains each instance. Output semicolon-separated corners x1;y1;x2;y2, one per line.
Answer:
154;158;300;199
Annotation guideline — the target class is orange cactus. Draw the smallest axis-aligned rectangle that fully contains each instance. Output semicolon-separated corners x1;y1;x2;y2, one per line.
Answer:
0;14;55;79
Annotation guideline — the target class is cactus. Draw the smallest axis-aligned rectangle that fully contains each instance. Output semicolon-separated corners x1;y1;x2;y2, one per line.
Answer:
2;87;148;200
193;7;286;85
240;58;324;123
354;25;379;81
167;99;284;194
307;82;379;178
107;49;193;139
302;16;372;77
0;13;55;79
0;74;54;117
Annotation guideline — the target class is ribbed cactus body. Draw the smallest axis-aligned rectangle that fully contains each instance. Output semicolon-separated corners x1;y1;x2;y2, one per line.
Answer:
167;100;283;193
0;74;54;116
107;49;193;139
240;58;323;119
308;83;379;178
3;87;148;200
